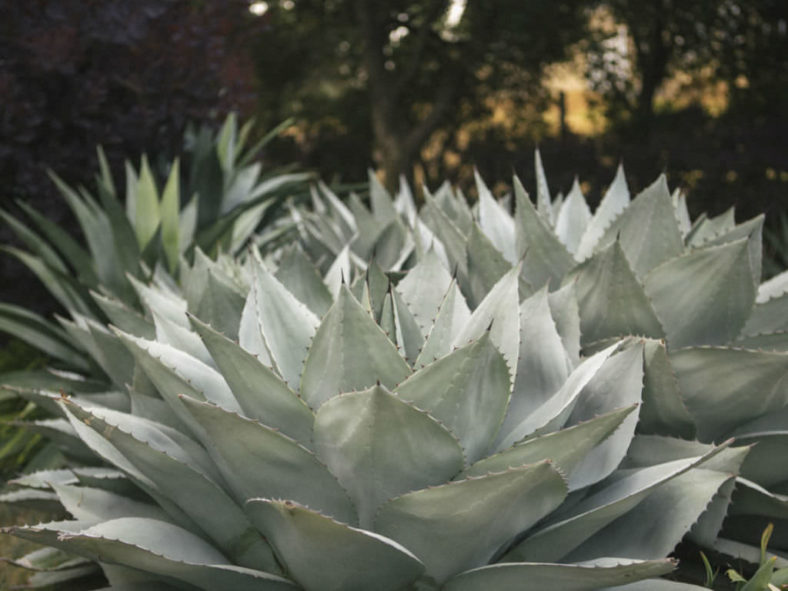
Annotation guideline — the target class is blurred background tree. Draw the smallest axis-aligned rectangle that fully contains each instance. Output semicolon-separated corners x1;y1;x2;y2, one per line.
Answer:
0;0;786;317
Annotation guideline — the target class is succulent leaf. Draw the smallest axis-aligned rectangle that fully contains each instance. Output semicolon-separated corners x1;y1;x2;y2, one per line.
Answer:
246;498;425;591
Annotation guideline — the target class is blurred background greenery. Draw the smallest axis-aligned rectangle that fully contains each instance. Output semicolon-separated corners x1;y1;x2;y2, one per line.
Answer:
0;0;786;317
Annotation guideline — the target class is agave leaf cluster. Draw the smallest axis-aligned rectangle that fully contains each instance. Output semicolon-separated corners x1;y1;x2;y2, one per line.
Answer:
289;156;788;563
0;116;310;472
1;237;741;589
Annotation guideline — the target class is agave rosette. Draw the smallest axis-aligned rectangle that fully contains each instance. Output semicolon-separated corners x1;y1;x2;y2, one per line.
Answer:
1;239;740;590
291;157;788;562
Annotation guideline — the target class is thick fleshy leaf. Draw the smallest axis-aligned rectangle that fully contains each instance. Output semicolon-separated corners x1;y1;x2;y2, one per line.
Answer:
421;193;469;279
575;164;630;261
563;343;644;489
513;176;574;288
554;179;591;256
758;269;788;303
742;292;788;337
548;282;582;364
465;223;512;309
476;170;517;263
61;401;278;570
639;339;697;438
180;396;355;525
92;292;155;339
463;406;637;483
396;333;510;464
498;288;573;443
416;280;471;366
116;330;242;432
300;285;411;409
46;518;296;591
389;285;425;364
564;468;732;562
368;169;397;222
504;447;728;563
375;461;567;583
52;484;169;523
495;343;619;450
534;149;554;224
247;256;319;389
190;317;314;446
671;347;788;441
731;409;788;488
159;159;180;272
395;248;453;338
705;215;764;290
599;175;684;277
133;157;161;250
443;558;675;591
568;240;664;344
452;265;520;378
246;499;424;591
274;246;333;317
644;238;755;349
314;385;463;528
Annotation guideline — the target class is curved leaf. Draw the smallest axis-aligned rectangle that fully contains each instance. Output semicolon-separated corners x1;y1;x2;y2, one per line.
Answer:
180;396;355;525
246;499;424;591
300;285;411;409
396;333;510;464
374;461;567;583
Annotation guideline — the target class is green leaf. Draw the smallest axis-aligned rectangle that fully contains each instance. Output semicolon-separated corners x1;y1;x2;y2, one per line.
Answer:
300;285;411;409
504;447;728;563
465;223;512;308
92;292;155;339
160;159;181;273
313;385;463;527
562;343;644;489
704;215;764;291
513;175;574;289
534;149;554;224
567;240;664;344
15;200;98;287
61;401;278;570
247;255;319;389
452;265;520;378
576;164;630;261
554;179;592;256
134;156;161;251
498;288;572;443
548;282;582;364
443;558;676;591
274;246;333;317
52;484;169;523
476;170;517;264
416;280;471;366
180;396;355;525
115;330;242;434
375;461;567;583
564;468;732;562
368;169;398;223
190;317;314;447
389;285;425;364
671;347;788;441
246;499;424;591
495;343;620;450
462;406;637;483
600;175;684;277
639;339;697;438
421;193;469;279
395;248;453;338
396;333;510;464
48;517;297;590
644;238;756;349
0;303;88;368
742;292;788;337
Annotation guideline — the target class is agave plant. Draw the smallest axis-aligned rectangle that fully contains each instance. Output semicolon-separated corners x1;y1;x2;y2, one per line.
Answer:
0;238;743;589
289;156;788;565
0;115;311;474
